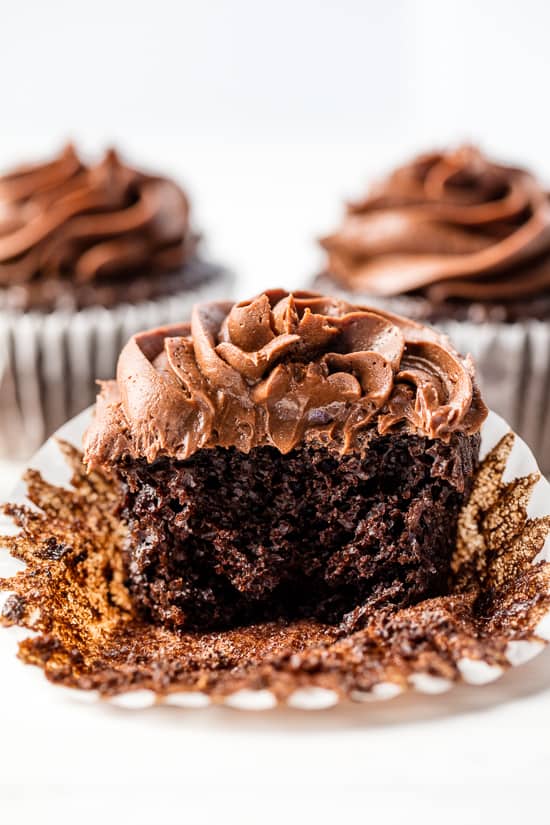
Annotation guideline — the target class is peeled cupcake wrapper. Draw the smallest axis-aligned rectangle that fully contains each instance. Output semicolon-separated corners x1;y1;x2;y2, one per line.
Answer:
0;264;234;461
1;407;549;711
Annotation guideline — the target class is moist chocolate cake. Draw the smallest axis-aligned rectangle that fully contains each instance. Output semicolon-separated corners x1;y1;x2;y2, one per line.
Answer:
84;290;487;632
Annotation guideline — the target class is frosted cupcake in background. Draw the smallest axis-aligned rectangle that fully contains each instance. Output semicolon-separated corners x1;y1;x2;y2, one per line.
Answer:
317;145;550;474
0;144;231;459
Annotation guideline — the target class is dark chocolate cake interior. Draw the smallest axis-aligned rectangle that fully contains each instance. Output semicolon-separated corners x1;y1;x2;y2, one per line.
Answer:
118;431;479;632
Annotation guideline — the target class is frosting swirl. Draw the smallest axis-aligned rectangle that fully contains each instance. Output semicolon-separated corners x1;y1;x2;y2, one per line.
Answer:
321;146;550;303
0;144;195;288
84;290;487;466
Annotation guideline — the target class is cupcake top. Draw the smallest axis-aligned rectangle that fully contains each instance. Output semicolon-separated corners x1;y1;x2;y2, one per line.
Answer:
84;289;487;467
321;146;550;307
0;144;197;311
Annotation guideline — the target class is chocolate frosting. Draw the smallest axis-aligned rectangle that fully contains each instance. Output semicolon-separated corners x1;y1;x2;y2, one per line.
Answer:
0;144;195;288
84;290;487;466
321;146;550;302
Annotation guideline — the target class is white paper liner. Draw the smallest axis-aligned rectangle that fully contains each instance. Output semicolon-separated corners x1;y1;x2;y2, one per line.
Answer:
1;406;550;711
0;265;234;461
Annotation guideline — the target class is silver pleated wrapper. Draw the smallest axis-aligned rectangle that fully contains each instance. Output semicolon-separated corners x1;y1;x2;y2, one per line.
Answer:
0;266;234;460
439;318;550;477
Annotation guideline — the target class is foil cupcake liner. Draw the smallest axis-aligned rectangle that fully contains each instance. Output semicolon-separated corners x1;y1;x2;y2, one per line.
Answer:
440;318;550;478
1;408;550;711
0;264;234;461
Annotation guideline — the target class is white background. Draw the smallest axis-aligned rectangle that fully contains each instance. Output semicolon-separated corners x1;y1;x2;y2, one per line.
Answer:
2;0;550;821
3;0;550;297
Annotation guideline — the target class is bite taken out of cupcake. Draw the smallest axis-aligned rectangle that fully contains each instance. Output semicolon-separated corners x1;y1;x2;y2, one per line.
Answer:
4;290;550;705
0;144;231;459
317;145;550;475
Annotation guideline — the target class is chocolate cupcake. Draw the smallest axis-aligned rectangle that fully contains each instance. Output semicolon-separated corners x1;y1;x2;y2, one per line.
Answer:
4;291;550;707
318;146;550;474
0;144;231;459
84;290;487;632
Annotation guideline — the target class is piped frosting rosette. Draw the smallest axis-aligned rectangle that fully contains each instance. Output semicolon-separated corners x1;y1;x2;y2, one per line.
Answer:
0;143;195;295
321;145;550;304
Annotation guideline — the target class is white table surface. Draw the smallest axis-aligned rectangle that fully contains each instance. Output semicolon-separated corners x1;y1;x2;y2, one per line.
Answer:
0;462;22;503
1;145;550;824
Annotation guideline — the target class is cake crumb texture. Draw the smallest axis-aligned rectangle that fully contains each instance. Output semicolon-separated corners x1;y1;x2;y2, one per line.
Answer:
118;433;479;631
